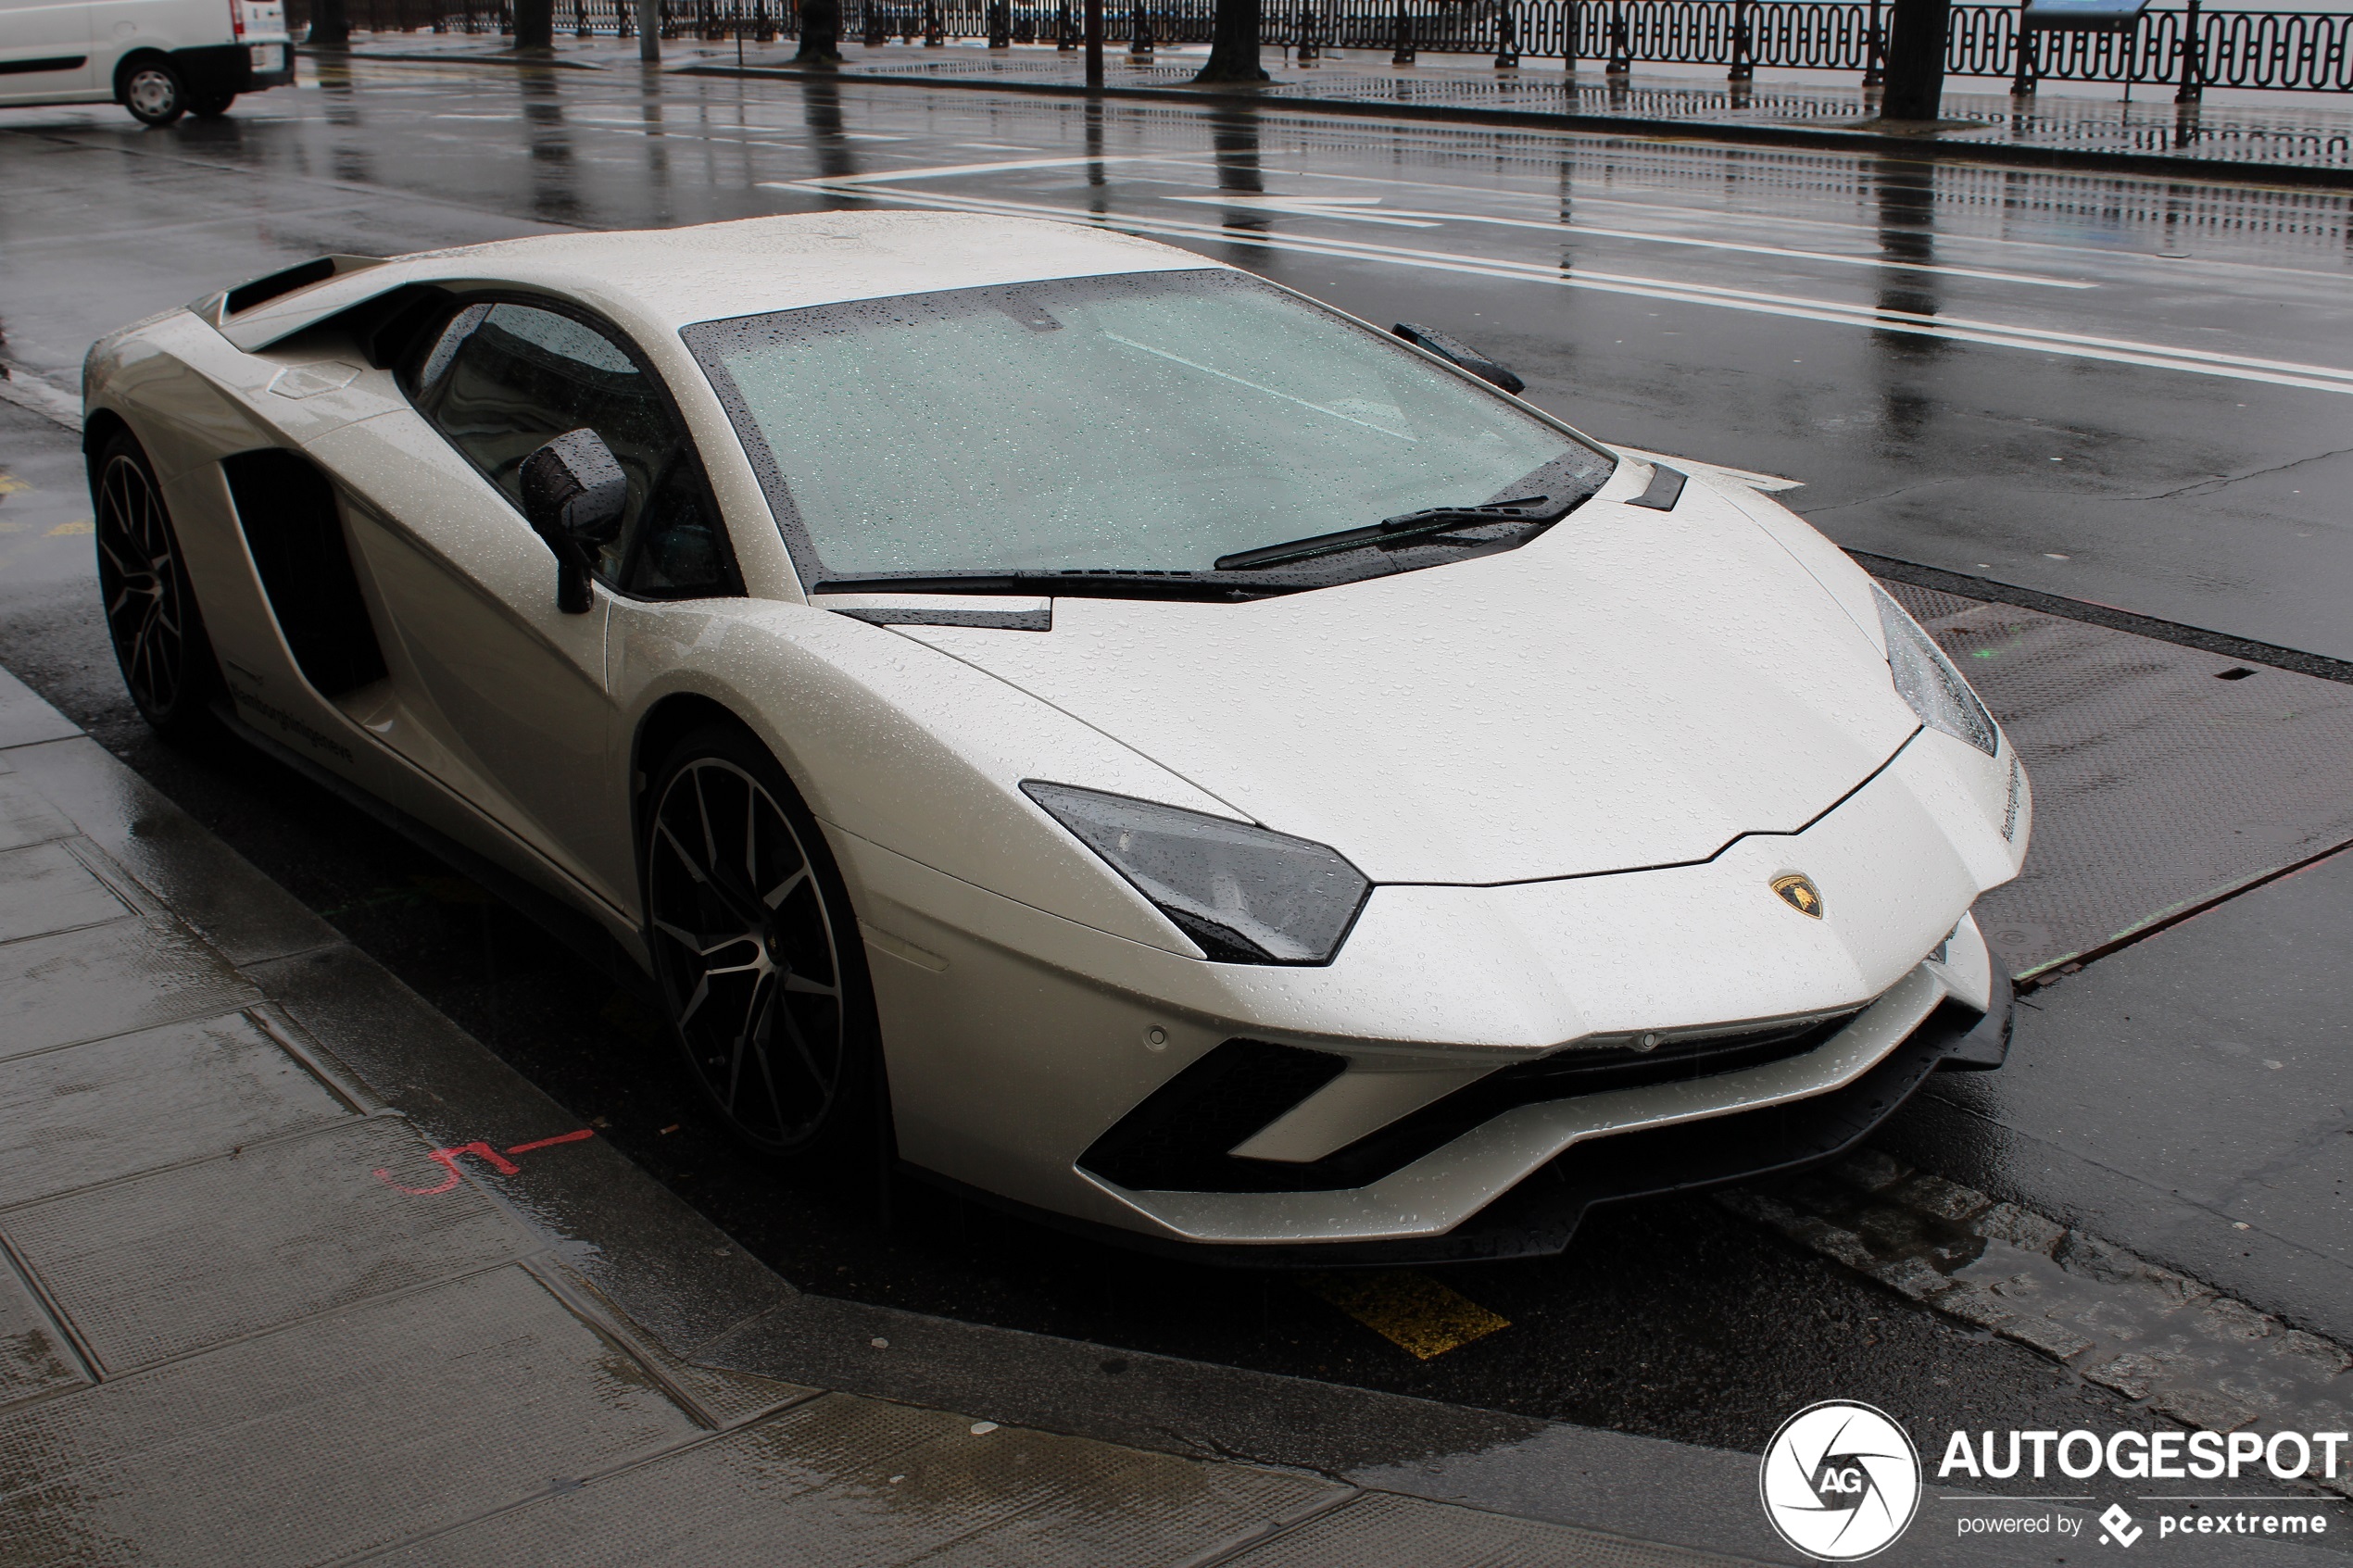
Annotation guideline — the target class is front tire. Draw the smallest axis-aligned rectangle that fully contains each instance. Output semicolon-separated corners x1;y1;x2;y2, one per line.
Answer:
93;429;222;741
643;725;884;1160
120;59;187;126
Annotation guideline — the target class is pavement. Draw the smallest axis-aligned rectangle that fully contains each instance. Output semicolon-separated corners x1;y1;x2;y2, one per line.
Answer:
322;31;2353;183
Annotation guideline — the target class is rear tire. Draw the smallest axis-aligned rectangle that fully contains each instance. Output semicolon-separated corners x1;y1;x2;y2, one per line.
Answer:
189;91;236;118
642;724;886;1163
93;429;222;741
120;59;186;126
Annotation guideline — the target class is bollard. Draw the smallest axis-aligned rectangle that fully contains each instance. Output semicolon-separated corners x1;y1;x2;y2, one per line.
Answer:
1128;0;1151;57
988;0;1009;44
1604;0;1629;74
1494;1;1518;67
2009;19;2037;94
925;0;942;41
1861;0;1882;86
1728;0;1751;80
1390;0;1415;63
1058;0;1076;47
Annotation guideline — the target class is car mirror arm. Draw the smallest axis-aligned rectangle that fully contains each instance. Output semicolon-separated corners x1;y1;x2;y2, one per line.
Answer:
519;429;628;615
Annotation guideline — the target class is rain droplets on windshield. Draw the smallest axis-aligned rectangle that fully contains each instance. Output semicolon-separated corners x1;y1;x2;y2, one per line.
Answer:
684;269;1613;586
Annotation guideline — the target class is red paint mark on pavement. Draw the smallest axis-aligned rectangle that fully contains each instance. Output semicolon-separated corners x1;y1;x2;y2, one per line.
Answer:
507;1128;596;1156
374;1129;593;1195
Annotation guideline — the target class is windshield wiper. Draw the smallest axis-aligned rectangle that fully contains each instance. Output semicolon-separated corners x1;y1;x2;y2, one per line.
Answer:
1214;495;1562;572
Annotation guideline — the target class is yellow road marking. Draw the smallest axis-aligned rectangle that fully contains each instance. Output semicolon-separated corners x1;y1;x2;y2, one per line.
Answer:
46;519;92;536
0;475;31;495
1304;1270;1510;1361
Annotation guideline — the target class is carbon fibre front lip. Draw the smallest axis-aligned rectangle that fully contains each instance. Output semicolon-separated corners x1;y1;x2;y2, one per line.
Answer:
1083;958;1960;1249
902;973;2008;1269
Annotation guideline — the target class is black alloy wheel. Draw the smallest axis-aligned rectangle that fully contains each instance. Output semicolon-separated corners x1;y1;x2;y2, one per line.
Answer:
644;726;881;1159
94;431;220;740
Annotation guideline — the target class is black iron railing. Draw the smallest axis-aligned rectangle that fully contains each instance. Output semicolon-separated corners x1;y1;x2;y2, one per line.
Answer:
299;0;2353;96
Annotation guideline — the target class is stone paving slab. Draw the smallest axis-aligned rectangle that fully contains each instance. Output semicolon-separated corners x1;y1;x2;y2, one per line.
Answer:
6;1116;527;1376
1226;1489;1711;1568
0;1265;716;1567
0;1013;353;1208
373;1392;1340;1568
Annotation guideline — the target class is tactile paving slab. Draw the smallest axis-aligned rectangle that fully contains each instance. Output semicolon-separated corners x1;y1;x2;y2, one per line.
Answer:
0;1011;353;1210
371;1391;1337;1568
1221;1489;1744;1567
0;1264;709;1568
3;1116;528;1375
1879;582;2353;977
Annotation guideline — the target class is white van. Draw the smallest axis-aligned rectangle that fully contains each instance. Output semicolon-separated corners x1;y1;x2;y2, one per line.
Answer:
0;0;293;126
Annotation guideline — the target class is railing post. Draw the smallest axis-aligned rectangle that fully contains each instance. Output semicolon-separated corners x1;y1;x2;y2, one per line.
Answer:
1604;0;1629;74
865;0;887;43
1862;0;1882;85
1057;0;1075;45
988;0;1008;44
1728;0;1751;80
2174;0;2204;102
1391;0;1415;63
924;0;941;39
2010;14;2038;94
1494;0;1518;66
1297;0;1317;60
1128;0;1151;57
1562;0;1578;70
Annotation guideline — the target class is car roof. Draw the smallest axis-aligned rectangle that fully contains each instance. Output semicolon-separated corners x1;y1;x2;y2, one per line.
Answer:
213;211;1219;348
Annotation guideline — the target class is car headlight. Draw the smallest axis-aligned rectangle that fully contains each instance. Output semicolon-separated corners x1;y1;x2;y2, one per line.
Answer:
1872;584;1997;756
1021;782;1369;964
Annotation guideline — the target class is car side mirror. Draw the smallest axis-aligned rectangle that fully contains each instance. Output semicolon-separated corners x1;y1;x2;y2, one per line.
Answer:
1391;321;1526;395
520;429;626;615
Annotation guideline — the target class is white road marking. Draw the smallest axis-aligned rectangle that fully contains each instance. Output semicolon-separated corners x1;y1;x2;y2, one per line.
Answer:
764;173;2353;396
1163;193;2093;287
808;154;1163;184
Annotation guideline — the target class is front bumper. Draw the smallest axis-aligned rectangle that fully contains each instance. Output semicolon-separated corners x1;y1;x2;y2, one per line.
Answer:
925;962;2010;1269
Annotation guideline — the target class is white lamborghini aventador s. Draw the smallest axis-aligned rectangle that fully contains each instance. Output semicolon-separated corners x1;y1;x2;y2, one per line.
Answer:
82;210;2029;1262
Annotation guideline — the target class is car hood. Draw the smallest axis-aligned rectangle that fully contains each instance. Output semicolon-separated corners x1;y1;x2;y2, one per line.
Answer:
891;477;1922;885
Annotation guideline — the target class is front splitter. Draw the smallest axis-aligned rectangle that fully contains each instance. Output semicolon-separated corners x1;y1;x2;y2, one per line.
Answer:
908;980;2011;1270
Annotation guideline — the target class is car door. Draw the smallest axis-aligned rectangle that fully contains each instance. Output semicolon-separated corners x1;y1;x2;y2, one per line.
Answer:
328;298;740;916
0;0;95;103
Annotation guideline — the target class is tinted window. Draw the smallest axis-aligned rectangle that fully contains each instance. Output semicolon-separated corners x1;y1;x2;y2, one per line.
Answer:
406;302;737;600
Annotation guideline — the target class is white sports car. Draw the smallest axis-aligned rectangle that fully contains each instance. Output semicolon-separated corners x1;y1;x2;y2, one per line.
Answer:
83;212;2028;1262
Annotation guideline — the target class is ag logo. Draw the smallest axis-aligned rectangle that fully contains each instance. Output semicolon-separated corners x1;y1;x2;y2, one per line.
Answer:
1758;1400;1920;1561
1771;873;1825;919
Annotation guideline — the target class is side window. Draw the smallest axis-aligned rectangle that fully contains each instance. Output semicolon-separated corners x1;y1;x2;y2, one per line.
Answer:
404;301;738;600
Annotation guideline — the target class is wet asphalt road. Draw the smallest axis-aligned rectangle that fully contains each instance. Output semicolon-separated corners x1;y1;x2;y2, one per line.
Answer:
1;59;2347;1461
6;53;2353;657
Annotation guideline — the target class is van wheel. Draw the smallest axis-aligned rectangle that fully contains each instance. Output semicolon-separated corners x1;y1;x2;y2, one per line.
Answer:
120;60;186;127
189;91;236;118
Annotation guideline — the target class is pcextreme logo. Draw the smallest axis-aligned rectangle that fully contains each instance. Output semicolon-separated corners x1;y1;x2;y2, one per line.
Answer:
1759;1400;1922;1561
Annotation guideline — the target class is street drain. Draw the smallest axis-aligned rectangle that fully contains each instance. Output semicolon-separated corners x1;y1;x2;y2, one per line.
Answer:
1876;579;2353;978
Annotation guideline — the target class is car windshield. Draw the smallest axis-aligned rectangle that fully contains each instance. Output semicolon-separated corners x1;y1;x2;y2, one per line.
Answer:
682;269;1616;593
